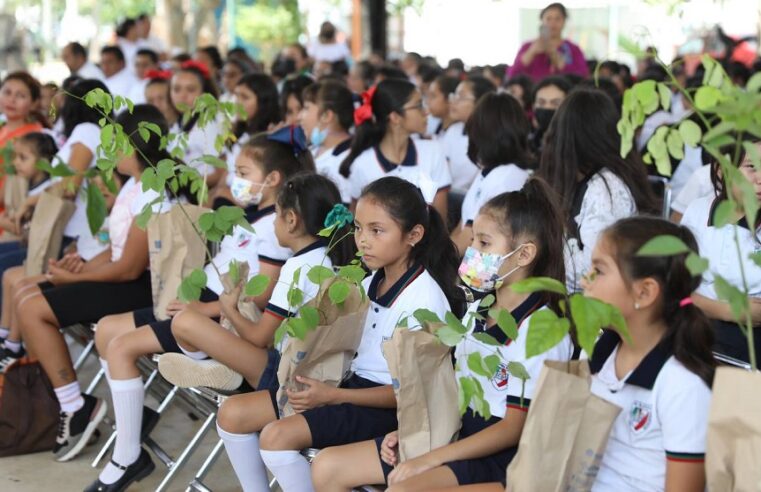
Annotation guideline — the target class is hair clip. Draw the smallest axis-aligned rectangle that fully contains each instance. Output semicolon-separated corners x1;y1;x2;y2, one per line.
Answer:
180;60;211;80
144;69;173;81
354;85;377;126
267;125;308;155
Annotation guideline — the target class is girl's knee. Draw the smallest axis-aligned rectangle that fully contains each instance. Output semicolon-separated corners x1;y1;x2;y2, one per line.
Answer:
171;309;196;338
259;420;287;450
311;449;342;488
106;333;142;363
217;399;248;435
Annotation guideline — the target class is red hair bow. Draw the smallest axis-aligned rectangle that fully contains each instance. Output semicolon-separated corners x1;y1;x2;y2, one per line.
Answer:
144;69;172;81
354;85;377;126
181;60;211;80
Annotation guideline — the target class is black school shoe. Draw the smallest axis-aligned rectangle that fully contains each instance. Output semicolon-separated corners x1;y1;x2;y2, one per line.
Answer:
83;447;155;492
0;344;25;374
54;394;108;462
141;406;159;441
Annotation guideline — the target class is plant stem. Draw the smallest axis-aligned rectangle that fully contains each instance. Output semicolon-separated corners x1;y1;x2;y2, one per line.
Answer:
731;223;757;370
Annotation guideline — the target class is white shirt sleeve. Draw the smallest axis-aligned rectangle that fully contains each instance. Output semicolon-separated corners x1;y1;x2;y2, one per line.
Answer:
658;366;712;458
672;166;713;214
428;141;452;191
66;123;101;155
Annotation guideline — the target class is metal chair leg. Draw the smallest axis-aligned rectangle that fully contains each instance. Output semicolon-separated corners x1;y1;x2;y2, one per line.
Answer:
72;338;95;371
186;438;225;492
155;412;217;492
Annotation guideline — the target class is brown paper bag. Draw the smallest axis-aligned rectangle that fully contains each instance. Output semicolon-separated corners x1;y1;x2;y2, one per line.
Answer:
147;204;208;320
383;324;461;461
219;262;262;334
706;367;761;492
24;191;75;276
4;174;28;217
505;360;621;492
276;277;369;417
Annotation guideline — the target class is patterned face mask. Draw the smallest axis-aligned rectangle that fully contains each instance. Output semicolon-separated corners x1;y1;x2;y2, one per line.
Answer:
231;176;268;206
458;244;525;292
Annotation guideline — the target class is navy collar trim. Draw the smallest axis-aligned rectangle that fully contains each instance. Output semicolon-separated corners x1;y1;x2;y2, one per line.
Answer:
434;122;443;135
293;239;326;257
332;138;352;156
245;204;275;223
368;263;425;308
474;292;543;345
588;330;673;390
708;197;751;230
373;138;417;172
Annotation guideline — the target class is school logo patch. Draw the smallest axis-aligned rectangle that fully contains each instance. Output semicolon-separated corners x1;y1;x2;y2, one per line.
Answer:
628;400;652;433
237;233;251;248
491;363;509;390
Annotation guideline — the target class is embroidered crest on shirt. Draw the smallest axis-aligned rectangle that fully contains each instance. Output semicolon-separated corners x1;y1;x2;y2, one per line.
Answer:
628;400;652;433
237;232;251;248
491;362;509;390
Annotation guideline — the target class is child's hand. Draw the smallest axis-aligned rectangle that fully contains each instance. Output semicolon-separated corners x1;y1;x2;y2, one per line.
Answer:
166;299;188;317
46;264;79;285
219;284;242;318
380;431;399;467
52;253;85;273
387;452;441;484
286;375;336;412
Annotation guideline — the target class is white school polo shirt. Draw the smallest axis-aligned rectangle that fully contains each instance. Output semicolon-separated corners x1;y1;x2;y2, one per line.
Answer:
681;195;761;299
589;331;712;492
169;116;224;176
57;122;101;241
204;205;292;295
313;138;352;204
264;241;330;321
352;264;451;385
460;164;530;228
347;138;452;202
671;165;712;215
438;121;479;194
455;294;574;418
109;176;168;262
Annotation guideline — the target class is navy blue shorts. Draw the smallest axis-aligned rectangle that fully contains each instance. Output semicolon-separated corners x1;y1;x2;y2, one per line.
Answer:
374;408;514;485
135;288;219;354
301;374;398;449
260;349;281;416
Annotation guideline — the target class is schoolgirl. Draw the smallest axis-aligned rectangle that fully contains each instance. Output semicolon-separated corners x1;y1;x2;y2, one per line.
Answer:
282;75;315;125
339;79;452;219
425;75;458;139
451;93;533;254
214;176;463;491
311;178;573;492
13;105;174;464
85;128;310;490
299;80;354;203
217;73;281;202
583;217;714;492
529;75;570;154
681;138;761;363
538;88;657;292
144;71;178;127
169;60;225;188
443;76;496;195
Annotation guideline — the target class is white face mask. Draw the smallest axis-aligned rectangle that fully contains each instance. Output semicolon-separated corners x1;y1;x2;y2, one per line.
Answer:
231;175;268;206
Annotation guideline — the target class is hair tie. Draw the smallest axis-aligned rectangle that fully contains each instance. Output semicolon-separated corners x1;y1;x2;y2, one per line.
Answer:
679;297;693;308
145;69;173;81
180;60;211;80
354;85;377;126
267;125;308;155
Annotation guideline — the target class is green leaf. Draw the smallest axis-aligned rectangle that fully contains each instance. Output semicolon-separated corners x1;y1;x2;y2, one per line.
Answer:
525;309;570;358
100;124;114;150
694;86;722;111
637;235;691;256
685;252;709;276
217;206;245;222
199;155;227;169
467;352;493;378
189;269;207;288
472;332;501;346
506;361;531;381
287;317;309;340
138;127;150;143
666;129;684;160
300;306;320;329
245;274;270;296
142;122;162;137
678;119;702;147
445;311;468;334
328;281;350;305
713;200;736;227
489;308;518;341
198;212;215;232
744;140;761;171
228;261;240;285
135;202;155;229
436;324;466;346
509;277;567;296
483;354;501;375
569;295;607;357
318;224;337;237
274;321;287;346
337;265;366;284
413;308;442;324
306;265;335;285
713;274;748;321
236;217;255;233
287;287;304;307
85;182;107;235
657;83;672;111
178;278;202;302
751;251;761;268
478;294;496;308
156;159;175;180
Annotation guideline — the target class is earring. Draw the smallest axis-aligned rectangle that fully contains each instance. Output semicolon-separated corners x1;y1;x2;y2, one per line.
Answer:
634;302;640;310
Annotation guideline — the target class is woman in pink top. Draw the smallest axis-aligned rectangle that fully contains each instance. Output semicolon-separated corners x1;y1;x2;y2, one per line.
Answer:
508;3;589;82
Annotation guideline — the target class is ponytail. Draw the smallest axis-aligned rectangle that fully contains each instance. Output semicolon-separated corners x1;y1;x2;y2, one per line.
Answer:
339;79;416;178
360;176;466;317
605;217;715;386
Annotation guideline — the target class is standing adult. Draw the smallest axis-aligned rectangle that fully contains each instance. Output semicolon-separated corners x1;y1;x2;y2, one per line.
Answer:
136;13;167;60
101;46;138;100
508;3;589;82
308;21;351;64
61;42;104;81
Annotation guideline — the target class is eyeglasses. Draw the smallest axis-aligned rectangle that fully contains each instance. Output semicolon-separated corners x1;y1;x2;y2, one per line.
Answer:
402;101;425;112
449;93;475;102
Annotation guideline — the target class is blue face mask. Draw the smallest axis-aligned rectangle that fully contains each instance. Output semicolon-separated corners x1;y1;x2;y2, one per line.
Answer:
310;125;328;147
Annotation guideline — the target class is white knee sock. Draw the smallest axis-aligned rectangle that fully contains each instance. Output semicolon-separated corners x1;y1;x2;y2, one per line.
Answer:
178;344;208;360
54;381;84;413
99;357;112;385
217;422;270;492
3;339;22;354
260;449;314;492
98;377;143;484
0;327;9;339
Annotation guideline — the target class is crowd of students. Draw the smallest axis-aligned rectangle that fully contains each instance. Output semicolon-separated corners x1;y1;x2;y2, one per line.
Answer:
0;1;759;491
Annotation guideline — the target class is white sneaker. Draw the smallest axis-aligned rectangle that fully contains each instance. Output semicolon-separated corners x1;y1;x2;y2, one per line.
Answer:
157;354;243;391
